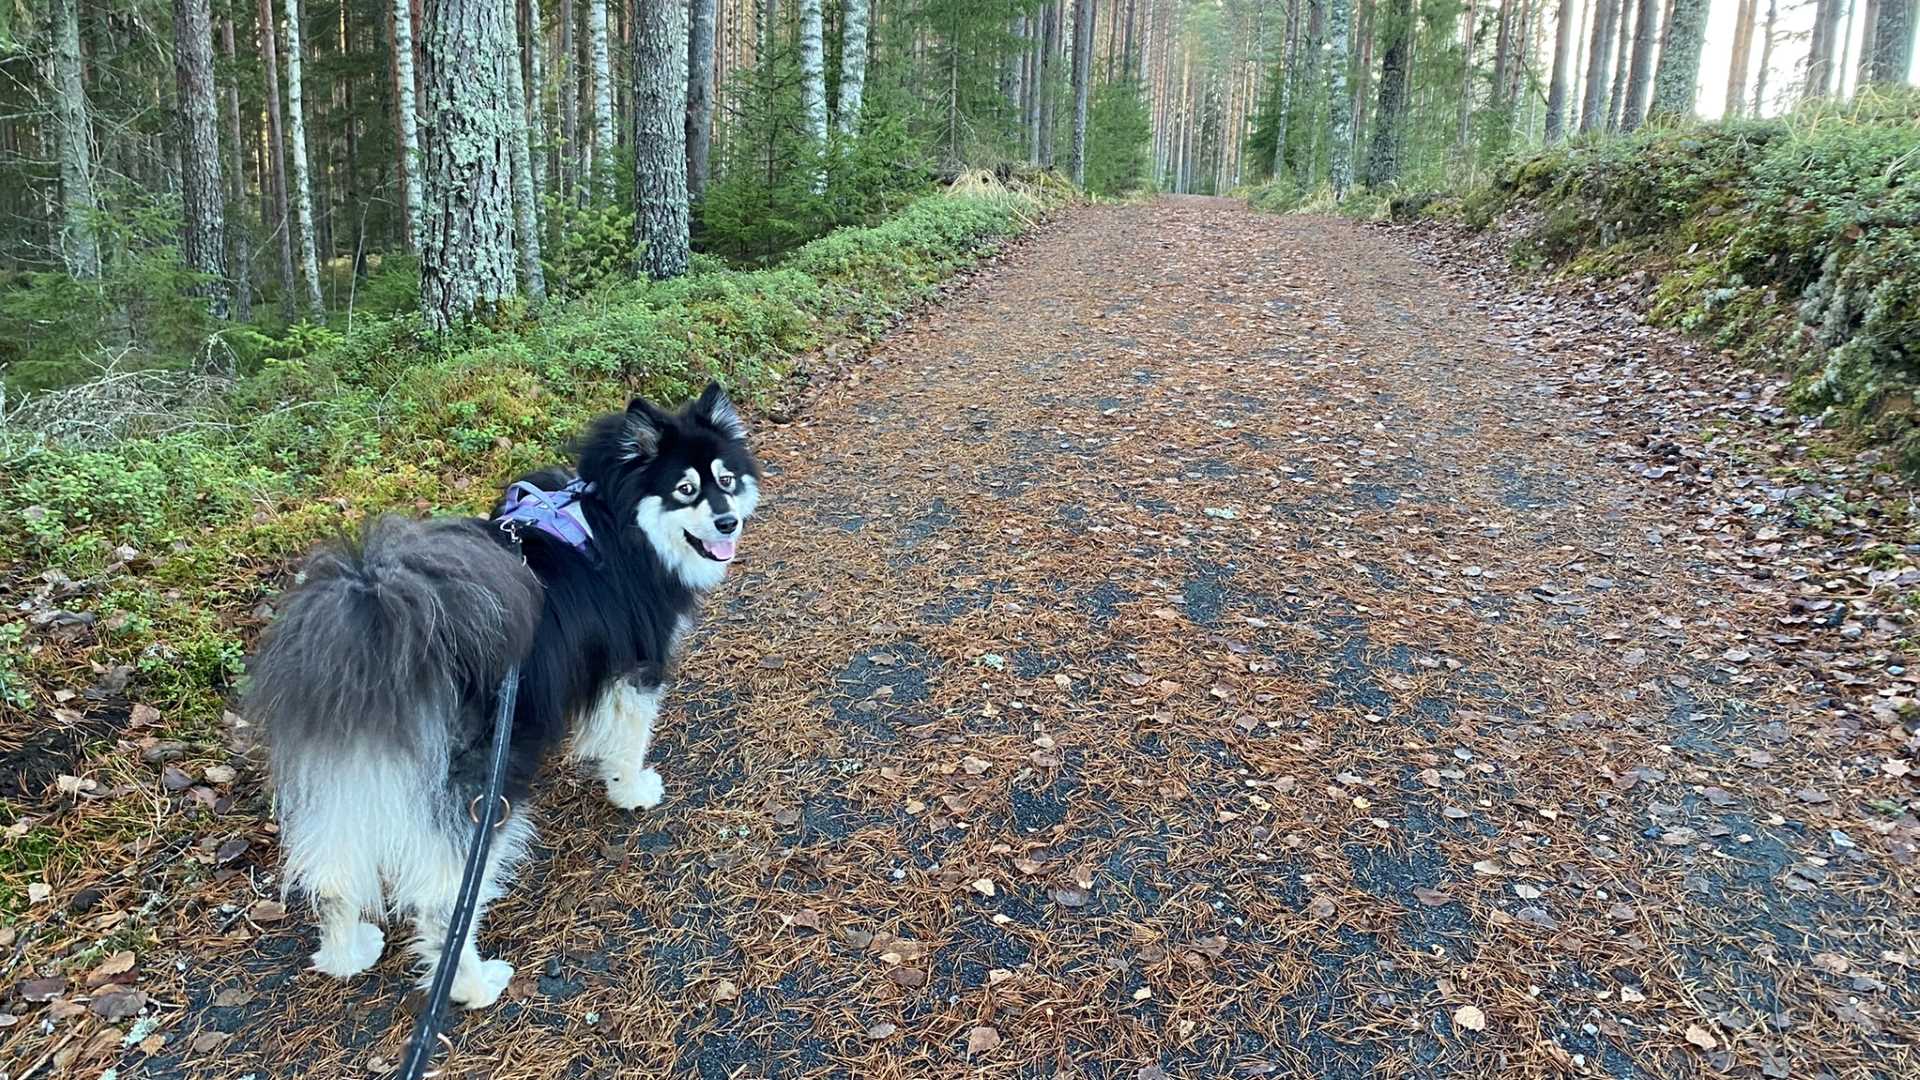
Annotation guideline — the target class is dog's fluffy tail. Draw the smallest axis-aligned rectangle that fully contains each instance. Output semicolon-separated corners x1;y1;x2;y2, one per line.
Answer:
250;516;542;920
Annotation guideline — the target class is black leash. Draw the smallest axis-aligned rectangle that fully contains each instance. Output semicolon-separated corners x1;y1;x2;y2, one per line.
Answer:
395;665;520;1080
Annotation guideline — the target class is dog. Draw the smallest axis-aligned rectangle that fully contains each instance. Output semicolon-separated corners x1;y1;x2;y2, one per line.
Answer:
246;383;760;1008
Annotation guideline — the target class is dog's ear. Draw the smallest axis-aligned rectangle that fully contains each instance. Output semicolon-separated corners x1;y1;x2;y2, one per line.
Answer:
620;398;665;462
689;381;747;441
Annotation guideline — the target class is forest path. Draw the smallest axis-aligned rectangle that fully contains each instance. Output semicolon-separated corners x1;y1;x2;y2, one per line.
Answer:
154;200;1916;1079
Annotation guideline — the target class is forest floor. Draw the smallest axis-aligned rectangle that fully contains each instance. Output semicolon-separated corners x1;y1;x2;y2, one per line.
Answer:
14;198;1920;1078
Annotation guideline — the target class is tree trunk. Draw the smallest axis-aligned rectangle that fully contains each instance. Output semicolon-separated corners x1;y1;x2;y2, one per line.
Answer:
1364;0;1412;187
1039;3;1058;167
220;16;253;321
1545;0;1577;141
1868;0;1914;84
1123;0;1138;78
1328;0;1355;195
797;0;828;159
1457;0;1478;150
1806;0;1841;99
420;0;519;328
1297;0;1324;181
839;0;870;134
51;0;102;280
560;0;578;196
1070;0;1095;185
1276;0;1301;174
1857;0;1881;88
687;0;717;196
1620;0;1660;128
1649;0;1706;117
505;0;546;300
526;0;549;233
1837;0;1859;91
258;0;298;315
283;0;325;317
1724;0;1754;115
1579;0;1620;129
588;0;614;192
391;0;426;251
1752;0;1776;109
1607;0;1635;124
175;0;230;318
635;0;690;278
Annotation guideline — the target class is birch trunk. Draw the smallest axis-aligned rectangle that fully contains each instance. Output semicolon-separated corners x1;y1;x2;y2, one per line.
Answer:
839;0;870;134
560;0;578;196
634;0;690;278
52;0;101;280
258;0;298;315
799;0;828;151
687;0;716;195
1328;0;1354;196
1607;0;1636;124
1458;0;1478;150
589;0;614;192
420;0;520;327
282;0;325;316
1579;0;1619;130
526;0;548;229
175;0;230;317
392;0;425;249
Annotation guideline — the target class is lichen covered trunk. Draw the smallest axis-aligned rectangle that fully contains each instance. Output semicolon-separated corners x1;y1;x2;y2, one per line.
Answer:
633;0;690;279
1327;0;1353;197
175;0;230;318
51;0;101;280
589;0;615;192
1867;0;1914;84
420;0;520;328
1648;0;1708;118
392;0;425;247
1363;0;1411;188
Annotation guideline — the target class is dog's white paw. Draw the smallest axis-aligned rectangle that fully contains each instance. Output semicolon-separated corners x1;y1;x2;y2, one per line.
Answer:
311;921;385;978
604;766;665;811
448;958;515;1009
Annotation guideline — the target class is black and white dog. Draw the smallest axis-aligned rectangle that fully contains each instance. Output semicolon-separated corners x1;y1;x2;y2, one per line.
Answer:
247;384;760;1007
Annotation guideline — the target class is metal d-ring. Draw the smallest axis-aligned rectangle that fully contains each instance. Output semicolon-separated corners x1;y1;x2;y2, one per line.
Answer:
419;1033;457;1078
468;794;511;829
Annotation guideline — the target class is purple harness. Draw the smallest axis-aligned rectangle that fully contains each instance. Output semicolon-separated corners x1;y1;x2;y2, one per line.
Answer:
495;477;596;555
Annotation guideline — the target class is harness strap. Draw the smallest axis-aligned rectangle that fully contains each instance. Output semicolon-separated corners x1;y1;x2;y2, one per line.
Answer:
496;478;596;555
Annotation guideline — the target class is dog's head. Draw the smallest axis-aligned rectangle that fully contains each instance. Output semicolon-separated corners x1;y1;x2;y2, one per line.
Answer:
578;382;762;591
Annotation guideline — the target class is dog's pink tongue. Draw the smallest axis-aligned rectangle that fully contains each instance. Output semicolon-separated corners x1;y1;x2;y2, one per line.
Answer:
707;538;737;561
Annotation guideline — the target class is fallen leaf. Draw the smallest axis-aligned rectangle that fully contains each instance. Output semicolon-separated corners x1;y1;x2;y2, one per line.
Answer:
247;900;286;923
1684;1024;1718;1051
960;755;991;775
1050;886;1090;908
85;952;136;988
212;987;256;1008
888;967;928;989
1411;886;1453;907
864;1021;896;1040
89;989;147;1021
970;878;997;898
966;1025;1001;1054
203;765;237;784
1306;894;1336;920
20;977;68;1003
1453;1004;1487;1031
711;979;740;1003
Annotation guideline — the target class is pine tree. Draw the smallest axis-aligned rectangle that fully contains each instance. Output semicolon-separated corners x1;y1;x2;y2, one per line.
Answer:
1364;0;1412;187
420;0;519;327
840;0;871;134
1867;0;1914;84
282;0;325;316
688;0;717;198
634;0;691;278
175;0;229;318
1580;0;1620;132
1545;0;1577;142
50;0;101;279
1620;0;1659;128
1071;0;1096;185
1752;0;1777;109
1649;0;1708;118
1327;0;1355;196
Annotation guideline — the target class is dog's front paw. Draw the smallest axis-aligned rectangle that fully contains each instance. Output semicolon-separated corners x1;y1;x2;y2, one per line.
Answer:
604;766;665;811
448;958;514;1009
311;921;385;978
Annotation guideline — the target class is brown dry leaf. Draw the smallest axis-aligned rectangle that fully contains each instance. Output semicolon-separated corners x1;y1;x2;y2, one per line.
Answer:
247;900;287;923
1452;1004;1487;1032
1050;886;1090;908
1684;1025;1718;1051
711;979;741;1003
1412;886;1453;907
966;1025;1001;1055
20;977;68;1003
188;1031;229;1054
130;703;162;727
970;878;997;898
864;1021;896;1040
212;987;256;1008
789;908;823;933
960;754;991;775
888;967;928;989
1012;856;1046;875
1306;894;1336;920
89;989;147;1021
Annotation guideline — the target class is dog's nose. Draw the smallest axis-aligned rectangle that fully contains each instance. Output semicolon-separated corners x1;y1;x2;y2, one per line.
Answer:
713;514;739;535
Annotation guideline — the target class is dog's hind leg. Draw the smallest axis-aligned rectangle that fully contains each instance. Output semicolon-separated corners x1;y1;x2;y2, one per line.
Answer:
280;780;388;978
309;892;387;978
568;678;665;811
398;814;533;1009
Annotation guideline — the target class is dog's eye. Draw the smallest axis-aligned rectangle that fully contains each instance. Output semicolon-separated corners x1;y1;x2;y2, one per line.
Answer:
676;482;696;498
716;474;735;491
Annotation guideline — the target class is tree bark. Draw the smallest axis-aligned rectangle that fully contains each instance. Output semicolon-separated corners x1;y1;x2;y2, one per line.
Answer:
634;0;690;278
798;0;828;154
1724;0;1754;115
1457;0;1478;150
687;0;717;197
220;16;253;320
560;0;578;196
391;0;426;250
1805;0;1841;99
1649;0;1707;117
505;0;546;300
1364;0;1411;187
258;0;299;315
175;0;230;318
1607;0;1635;124
526;0;549;232
282;0;325;317
1328;0;1354;195
839;0;870;134
51;0;102;279
1123;0;1138;78
1752;0;1776;109
1857;0;1881;88
1070;0;1095;185
1620;0;1660;128
588;0;614;191
1039;3;1059;167
1868;0;1914;84
1545;0;1577;141
1579;0;1620;130
420;0;520;328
